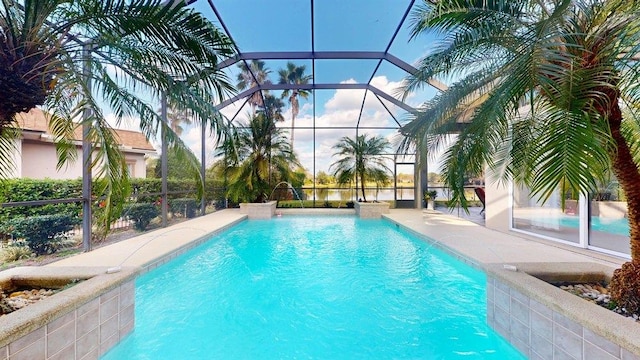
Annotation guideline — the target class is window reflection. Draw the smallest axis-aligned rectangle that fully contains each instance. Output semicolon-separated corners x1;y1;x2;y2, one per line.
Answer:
589;178;630;255
512;185;580;243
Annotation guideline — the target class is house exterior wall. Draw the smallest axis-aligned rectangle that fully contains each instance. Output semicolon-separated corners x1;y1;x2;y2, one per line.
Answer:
125;153;147;178
21;142;83;179
20;141;148;179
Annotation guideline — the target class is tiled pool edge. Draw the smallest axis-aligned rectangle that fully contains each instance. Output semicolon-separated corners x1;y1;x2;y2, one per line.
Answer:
383;215;640;359
487;275;639;360
0;267;139;359
485;263;640;360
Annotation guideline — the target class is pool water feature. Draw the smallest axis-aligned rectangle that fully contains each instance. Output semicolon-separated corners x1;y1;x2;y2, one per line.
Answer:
102;216;525;359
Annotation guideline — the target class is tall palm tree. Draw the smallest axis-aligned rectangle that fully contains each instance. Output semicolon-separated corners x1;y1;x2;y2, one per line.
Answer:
399;0;640;313
167;102;192;137
0;0;236;236
221;113;300;203
278;62;312;145
157;99;192;136
237;60;271;115
261;94;285;123
330;134;391;202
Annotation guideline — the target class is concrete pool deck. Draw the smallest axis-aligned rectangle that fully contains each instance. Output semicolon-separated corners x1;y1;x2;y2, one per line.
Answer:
46;210;248;269
32;208;638;359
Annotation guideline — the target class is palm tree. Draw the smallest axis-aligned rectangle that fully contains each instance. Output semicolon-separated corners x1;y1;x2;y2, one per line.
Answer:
399;0;640;313
221;114;300;203
261;94;285;123
167;102;192;137
157;99;192;136
278;62;312;145
330;134;391;202
0;0;236;236
237;60;271;115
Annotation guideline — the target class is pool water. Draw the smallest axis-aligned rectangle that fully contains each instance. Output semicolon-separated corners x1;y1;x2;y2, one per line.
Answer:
102;216;525;359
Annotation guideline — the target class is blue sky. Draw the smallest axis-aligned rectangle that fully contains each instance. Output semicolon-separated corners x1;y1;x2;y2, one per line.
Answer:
112;0;444;175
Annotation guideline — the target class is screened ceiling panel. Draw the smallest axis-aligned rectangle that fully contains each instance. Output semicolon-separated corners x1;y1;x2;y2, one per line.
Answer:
206;0;312;52
314;59;380;84
371;60;408;85
185;0;451;177
314;0;413;51
258;59;314;85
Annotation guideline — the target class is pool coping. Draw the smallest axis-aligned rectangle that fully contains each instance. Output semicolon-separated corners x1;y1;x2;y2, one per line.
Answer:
0;266;139;348
485;262;640;358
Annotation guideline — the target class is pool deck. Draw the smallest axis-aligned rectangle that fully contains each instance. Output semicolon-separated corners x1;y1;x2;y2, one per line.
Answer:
46;208;625;269
46;210;248;269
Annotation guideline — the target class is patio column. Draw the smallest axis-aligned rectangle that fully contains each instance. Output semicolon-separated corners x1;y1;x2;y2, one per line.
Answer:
416;151;428;210
161;93;168;227
201;123;206;215
82;43;93;252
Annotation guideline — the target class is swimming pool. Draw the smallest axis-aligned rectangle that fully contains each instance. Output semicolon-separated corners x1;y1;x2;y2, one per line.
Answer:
102;216;524;359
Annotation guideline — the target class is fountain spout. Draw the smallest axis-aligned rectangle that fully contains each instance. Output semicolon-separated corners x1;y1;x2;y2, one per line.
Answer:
269;182;304;208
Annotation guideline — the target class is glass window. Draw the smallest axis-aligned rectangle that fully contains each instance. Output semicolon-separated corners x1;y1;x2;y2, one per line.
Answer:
512;185;580;244
589;177;630;255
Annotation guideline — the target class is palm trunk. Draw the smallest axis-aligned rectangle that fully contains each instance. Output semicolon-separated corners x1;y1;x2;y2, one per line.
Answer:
607;104;640;260
360;171;367;202
289;93;299;147
290;114;295;146
604;90;640;314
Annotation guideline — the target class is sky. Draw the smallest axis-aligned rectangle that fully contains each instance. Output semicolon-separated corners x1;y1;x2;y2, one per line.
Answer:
109;0;445;176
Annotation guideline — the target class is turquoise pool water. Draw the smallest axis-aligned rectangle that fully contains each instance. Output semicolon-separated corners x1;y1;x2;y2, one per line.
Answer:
102;216;524;359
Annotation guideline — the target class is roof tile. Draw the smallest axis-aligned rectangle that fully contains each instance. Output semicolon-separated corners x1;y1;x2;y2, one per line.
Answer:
15;109;155;151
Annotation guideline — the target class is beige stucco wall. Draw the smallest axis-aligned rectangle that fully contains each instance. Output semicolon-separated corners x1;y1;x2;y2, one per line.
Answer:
20;141;147;179
21;142;83;179
125;153;147;178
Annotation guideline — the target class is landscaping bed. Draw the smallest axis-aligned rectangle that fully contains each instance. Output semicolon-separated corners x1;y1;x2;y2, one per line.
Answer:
1;286;69;315
558;282;640;321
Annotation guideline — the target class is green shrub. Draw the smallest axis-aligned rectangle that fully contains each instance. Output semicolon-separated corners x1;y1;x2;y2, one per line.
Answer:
0;240;33;262
1;214;80;255
123;203;160;231
0;179;83;224
170;198;198;218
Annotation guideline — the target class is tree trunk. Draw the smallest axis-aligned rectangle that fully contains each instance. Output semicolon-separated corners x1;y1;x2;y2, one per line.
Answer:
607;105;640;260
605;90;640;315
290;93;299;146
360;171;367;202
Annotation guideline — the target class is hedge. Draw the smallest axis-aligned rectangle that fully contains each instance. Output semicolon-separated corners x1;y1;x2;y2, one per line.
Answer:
1;214;80;255
0;179;83;223
170;198;198;218
123;203;160;231
0;178;221;220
